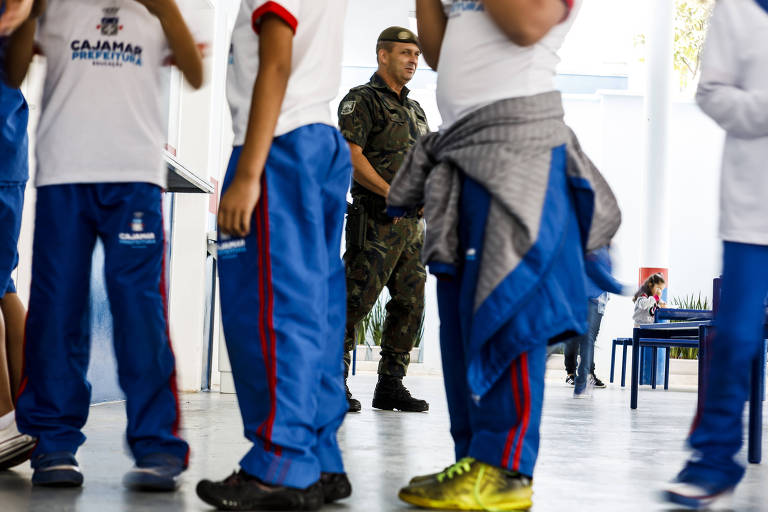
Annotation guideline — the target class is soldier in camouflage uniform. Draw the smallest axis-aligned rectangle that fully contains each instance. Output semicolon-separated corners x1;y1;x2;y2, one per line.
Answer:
338;27;429;413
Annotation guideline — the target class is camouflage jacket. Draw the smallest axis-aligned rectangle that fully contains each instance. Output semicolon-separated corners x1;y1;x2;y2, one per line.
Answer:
338;73;429;198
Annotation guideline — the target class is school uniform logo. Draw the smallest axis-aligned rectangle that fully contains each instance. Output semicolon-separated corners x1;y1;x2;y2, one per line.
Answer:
449;0;485;17
217;233;247;258
119;212;157;246
70;6;142;67
131;211;144;232
98;7;123;36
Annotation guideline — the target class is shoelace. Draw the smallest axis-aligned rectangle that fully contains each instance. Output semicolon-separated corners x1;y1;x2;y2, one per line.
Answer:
473;464;503;512
474;465;531;512
433;458;527;512
436;457;474;483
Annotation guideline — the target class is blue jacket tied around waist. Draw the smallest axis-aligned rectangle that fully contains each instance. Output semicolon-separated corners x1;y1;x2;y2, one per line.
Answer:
387;92;622;398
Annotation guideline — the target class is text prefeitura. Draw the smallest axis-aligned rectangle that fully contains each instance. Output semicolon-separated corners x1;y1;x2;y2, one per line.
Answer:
71;40;143;66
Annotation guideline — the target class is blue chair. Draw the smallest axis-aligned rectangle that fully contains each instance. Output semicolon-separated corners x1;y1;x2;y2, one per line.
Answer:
609;338;632;387
610;309;713;389
650;308;714;390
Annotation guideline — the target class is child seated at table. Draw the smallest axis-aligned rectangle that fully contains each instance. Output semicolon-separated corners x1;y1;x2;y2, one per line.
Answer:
632;273;666;326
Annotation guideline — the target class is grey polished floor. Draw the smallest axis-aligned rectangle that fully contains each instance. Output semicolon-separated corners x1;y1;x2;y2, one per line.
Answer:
1;373;765;511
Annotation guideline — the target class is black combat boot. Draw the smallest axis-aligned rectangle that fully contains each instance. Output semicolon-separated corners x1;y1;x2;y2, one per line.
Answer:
345;380;361;413
372;375;429;412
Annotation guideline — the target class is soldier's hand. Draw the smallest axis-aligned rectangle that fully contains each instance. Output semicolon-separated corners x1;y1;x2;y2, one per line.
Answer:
218;175;261;238
0;0;35;36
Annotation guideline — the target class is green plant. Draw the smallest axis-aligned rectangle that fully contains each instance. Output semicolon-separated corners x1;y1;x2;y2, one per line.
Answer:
355;290;424;349
670;292;709;311
355;293;386;346
668;292;710;359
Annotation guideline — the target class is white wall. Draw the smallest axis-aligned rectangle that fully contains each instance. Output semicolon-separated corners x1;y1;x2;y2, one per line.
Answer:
171;0;242;392
564;92;723;375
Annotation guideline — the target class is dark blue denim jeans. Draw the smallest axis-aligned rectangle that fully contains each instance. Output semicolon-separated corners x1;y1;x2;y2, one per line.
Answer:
571;301;603;391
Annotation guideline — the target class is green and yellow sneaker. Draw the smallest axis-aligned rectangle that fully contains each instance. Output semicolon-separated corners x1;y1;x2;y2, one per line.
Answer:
398;458;533;511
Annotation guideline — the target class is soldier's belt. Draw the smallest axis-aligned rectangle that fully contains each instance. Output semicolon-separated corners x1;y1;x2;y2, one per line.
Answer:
354;194;420;224
355;195;392;224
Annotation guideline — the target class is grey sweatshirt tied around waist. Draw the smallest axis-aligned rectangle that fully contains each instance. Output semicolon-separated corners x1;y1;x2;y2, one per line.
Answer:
386;91;622;312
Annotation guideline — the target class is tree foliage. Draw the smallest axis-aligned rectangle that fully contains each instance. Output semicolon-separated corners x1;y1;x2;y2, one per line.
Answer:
673;0;715;89
635;0;715;91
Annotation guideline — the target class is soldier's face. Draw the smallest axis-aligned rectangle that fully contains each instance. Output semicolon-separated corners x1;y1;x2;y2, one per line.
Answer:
382;43;420;85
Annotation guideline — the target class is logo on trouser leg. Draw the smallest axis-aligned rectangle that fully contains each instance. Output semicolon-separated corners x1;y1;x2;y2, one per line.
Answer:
119;211;157;246
217;233;247;259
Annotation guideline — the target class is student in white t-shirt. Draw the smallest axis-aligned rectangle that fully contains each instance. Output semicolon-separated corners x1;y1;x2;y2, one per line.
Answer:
195;1;352;511
664;1;768;509
6;0;202;492
395;1;596;510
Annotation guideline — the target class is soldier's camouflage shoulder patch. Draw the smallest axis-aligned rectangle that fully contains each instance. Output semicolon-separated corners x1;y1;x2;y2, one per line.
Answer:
341;100;357;115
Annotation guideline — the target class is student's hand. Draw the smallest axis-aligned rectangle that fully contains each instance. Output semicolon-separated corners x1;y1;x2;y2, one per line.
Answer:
218;175;261;238
0;0;35;36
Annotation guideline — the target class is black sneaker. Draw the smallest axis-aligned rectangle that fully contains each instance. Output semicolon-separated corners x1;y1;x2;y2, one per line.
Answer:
372;375;429;412
565;374;575;386
31;452;83;487
196;470;323;511
345;380;361;413
320;472;351;503
590;373;606;388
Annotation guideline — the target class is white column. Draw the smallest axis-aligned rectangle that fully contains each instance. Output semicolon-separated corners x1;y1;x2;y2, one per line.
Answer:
641;0;674;269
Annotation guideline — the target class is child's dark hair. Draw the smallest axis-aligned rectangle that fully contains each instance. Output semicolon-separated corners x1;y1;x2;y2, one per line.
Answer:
633;273;666;302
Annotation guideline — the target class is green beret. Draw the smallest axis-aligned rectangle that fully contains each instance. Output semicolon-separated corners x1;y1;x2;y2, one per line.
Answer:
377;26;420;47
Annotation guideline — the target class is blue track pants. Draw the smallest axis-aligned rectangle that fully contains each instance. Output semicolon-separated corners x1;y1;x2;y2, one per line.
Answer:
16;183;189;466
683;241;768;488
217;124;351;489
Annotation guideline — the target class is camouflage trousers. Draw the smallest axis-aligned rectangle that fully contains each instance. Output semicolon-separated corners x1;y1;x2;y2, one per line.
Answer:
343;214;426;378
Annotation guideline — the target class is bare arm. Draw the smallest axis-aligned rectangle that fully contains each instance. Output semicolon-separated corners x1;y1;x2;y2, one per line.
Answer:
349;143;391;198
0;0;34;36
483;0;567;47
218;14;292;237
4;18;35;88
3;0;43;87
135;0;204;89
415;0;447;70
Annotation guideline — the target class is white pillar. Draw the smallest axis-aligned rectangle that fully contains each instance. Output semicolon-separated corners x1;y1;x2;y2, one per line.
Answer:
641;0;674;269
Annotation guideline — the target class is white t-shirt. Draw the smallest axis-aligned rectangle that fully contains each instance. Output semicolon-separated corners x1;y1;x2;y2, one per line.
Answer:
227;0;348;144
696;0;768;245
34;0;186;188
436;0;581;128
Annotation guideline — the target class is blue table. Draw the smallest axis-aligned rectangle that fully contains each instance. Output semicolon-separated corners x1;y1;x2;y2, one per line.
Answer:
631;321;766;464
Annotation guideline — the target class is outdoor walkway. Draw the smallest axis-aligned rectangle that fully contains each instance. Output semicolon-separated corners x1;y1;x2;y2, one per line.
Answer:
0;372;765;511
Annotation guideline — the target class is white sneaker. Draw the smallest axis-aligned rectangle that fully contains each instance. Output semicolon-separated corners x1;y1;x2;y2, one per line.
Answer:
0;420;36;470
662;481;735;510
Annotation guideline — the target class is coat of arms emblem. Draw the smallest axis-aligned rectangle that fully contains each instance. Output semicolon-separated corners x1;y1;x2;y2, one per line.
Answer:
100;7;121;36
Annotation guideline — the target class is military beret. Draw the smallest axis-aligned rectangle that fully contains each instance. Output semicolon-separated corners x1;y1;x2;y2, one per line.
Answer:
377;26;420;48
